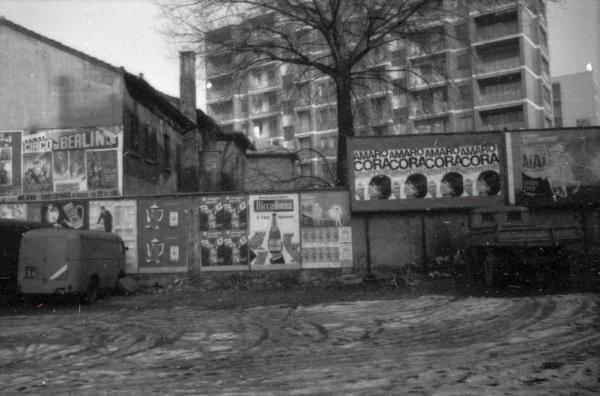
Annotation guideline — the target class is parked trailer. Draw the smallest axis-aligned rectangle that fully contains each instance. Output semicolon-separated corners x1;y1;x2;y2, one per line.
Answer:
465;206;583;288
18;228;126;303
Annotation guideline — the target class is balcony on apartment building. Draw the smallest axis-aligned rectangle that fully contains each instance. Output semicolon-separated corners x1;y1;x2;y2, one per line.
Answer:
413;117;448;134
248;66;280;93
474;11;519;43
474;38;521;75
208;104;234;123
408;70;447;89
476;74;524;106
470;0;519;16
206;53;235;78
249;92;281;117
480;105;525;130
410;101;449;118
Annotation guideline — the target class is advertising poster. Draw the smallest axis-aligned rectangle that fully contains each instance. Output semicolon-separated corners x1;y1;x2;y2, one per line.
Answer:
86;149;118;191
508;128;600;207
41;200;89;229
90;200;138;274
20;126;123;201
22;132;53;195
199;195;248;231
0;203;28;220
199;195;250;271
248;194;301;269
300;191;353;268
200;230;250;269
0;131;22;199
137;199;187;273
348;133;504;212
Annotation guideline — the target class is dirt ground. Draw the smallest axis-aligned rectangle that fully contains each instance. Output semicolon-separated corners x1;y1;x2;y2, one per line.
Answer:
1;279;599;395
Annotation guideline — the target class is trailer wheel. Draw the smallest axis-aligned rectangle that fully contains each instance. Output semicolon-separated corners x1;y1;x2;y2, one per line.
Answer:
84;274;100;304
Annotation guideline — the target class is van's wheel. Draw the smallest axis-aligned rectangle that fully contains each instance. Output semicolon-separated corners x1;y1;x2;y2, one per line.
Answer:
84;275;100;304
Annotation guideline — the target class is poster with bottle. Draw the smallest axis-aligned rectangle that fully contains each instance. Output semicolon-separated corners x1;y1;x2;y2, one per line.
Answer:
200;230;250;270
199;195;248;231
300;191;353;268
89;200;138;274
248;193;301;269
137;198;187;273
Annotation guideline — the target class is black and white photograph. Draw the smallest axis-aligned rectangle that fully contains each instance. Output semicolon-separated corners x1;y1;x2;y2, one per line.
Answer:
0;0;599;394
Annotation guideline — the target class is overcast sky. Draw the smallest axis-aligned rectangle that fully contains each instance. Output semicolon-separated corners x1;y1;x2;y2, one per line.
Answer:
0;0;596;111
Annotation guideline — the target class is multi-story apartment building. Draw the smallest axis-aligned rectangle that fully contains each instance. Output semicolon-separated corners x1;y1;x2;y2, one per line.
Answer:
204;0;552;183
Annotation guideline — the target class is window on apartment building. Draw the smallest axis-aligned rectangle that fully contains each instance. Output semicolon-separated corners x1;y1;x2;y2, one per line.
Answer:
541;57;550;81
543;85;552;104
240;97;249;116
298;136;312;149
297;111;312;133
456;54;470;71
329;136;337;149
283;126;295;141
459;84;473;107
393;108;409;124
456;24;469;44
373;125;389;136
391;49;406;67
164;134;171;170
300;163;312;176
316;107;337;130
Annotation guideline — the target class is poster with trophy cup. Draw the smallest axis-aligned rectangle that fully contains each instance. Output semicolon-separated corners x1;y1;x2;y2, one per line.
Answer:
137;198;186;273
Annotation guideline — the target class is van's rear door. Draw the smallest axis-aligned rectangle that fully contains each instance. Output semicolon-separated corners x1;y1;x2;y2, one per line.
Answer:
20;234;70;293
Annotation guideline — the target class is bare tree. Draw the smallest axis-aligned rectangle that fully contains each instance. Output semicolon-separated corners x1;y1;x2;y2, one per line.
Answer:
161;0;548;187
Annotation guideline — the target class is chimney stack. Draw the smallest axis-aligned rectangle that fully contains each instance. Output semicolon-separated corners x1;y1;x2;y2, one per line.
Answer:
179;51;197;121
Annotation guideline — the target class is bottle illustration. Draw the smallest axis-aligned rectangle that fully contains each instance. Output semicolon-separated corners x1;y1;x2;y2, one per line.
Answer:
232;208;240;229
209;243;217;265
232;244;240;264
208;209;216;229
268;213;285;264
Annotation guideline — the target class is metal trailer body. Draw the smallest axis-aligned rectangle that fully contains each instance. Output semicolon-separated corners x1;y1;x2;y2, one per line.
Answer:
466;206;583;288
17;228;126;301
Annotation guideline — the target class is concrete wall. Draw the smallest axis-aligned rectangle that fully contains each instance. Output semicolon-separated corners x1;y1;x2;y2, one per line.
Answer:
245;152;299;191
0;24;123;130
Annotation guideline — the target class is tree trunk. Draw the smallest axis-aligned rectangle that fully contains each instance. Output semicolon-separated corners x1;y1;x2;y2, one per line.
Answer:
335;75;354;187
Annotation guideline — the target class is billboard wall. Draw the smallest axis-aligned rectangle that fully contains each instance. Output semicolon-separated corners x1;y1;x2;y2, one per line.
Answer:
248;193;301;269
300;191;353;268
508;128;600;207
348;133;505;212
0;126;123;201
137;198;187;273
